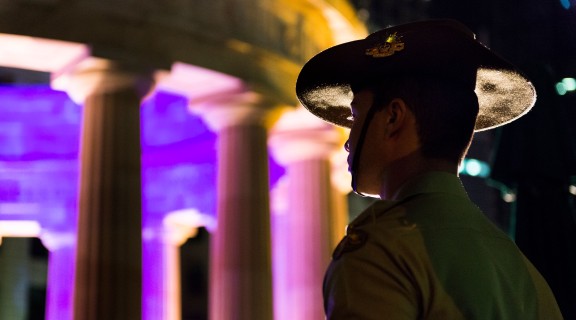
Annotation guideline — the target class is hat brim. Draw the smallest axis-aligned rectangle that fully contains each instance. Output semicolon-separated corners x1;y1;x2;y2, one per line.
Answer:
296;20;536;132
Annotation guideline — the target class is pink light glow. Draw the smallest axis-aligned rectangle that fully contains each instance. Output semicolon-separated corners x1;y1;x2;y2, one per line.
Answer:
0;220;41;238
0;34;89;79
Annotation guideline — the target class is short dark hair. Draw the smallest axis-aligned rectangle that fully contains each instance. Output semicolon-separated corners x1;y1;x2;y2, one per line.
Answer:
362;75;479;164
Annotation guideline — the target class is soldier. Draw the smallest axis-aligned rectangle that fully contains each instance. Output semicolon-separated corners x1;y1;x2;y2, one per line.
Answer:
296;20;563;319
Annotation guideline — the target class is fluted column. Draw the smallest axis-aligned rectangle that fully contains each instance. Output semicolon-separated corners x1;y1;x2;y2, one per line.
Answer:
142;226;187;320
190;91;274;320
56;58;153;320
40;230;76;320
269;106;346;320
330;148;352;247
142;212;204;320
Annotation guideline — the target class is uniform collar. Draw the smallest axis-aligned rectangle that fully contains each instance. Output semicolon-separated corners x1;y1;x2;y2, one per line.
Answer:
393;171;468;201
348;171;468;230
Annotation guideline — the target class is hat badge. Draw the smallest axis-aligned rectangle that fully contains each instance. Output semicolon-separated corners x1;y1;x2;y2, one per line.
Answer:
365;32;405;58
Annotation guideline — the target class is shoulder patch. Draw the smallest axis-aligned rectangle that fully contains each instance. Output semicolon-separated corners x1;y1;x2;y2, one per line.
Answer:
332;228;368;260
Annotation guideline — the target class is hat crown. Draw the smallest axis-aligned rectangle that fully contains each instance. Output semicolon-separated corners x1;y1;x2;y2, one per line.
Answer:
296;19;536;131
366;19;476;43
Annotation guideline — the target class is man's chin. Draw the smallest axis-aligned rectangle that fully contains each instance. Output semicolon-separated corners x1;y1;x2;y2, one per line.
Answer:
362;192;380;198
351;183;381;198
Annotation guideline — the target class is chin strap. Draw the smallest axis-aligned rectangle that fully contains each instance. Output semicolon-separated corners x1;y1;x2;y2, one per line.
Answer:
351;101;383;196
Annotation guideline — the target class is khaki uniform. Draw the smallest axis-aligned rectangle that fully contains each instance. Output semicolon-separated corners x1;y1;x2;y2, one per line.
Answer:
324;172;563;319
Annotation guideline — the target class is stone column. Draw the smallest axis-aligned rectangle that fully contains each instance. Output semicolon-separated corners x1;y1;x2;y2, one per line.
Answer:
0;237;31;320
330;148;352;247
269;106;346;320
190;91;274;320
142;212;204;320
56;58;153;320
40;230;76;320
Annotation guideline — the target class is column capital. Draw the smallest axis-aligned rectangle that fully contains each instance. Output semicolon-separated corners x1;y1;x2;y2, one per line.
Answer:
269;106;345;165
160;209;215;246
39;230;76;252
143;225;194;247
51;57;154;104
189;90;275;131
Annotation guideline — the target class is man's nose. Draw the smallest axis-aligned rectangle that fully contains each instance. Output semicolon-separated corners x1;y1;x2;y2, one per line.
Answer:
344;140;350;152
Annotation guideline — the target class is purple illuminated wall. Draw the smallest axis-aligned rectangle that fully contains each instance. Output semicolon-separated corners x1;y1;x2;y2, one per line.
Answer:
0;86;222;231
0;85;285;319
0;86;80;232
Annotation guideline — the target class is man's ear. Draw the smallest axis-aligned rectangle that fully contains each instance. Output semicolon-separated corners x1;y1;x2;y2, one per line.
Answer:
383;98;409;136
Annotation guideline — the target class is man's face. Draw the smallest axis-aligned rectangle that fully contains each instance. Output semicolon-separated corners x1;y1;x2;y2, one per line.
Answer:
346;88;390;196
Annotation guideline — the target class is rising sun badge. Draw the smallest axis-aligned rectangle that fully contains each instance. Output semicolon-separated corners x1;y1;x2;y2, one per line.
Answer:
365;32;405;58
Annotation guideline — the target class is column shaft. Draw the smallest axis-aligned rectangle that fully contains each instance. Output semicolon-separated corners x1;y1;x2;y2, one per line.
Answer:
210;124;273;320
143;233;168;320
143;226;191;320
269;106;347;320
44;237;75;320
285;159;332;319
75;88;143;320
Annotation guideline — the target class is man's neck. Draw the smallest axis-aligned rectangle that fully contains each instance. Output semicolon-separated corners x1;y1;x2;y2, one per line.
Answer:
379;153;458;200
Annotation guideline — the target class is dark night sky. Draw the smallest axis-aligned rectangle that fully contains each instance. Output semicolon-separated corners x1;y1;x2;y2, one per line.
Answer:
352;0;576;78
